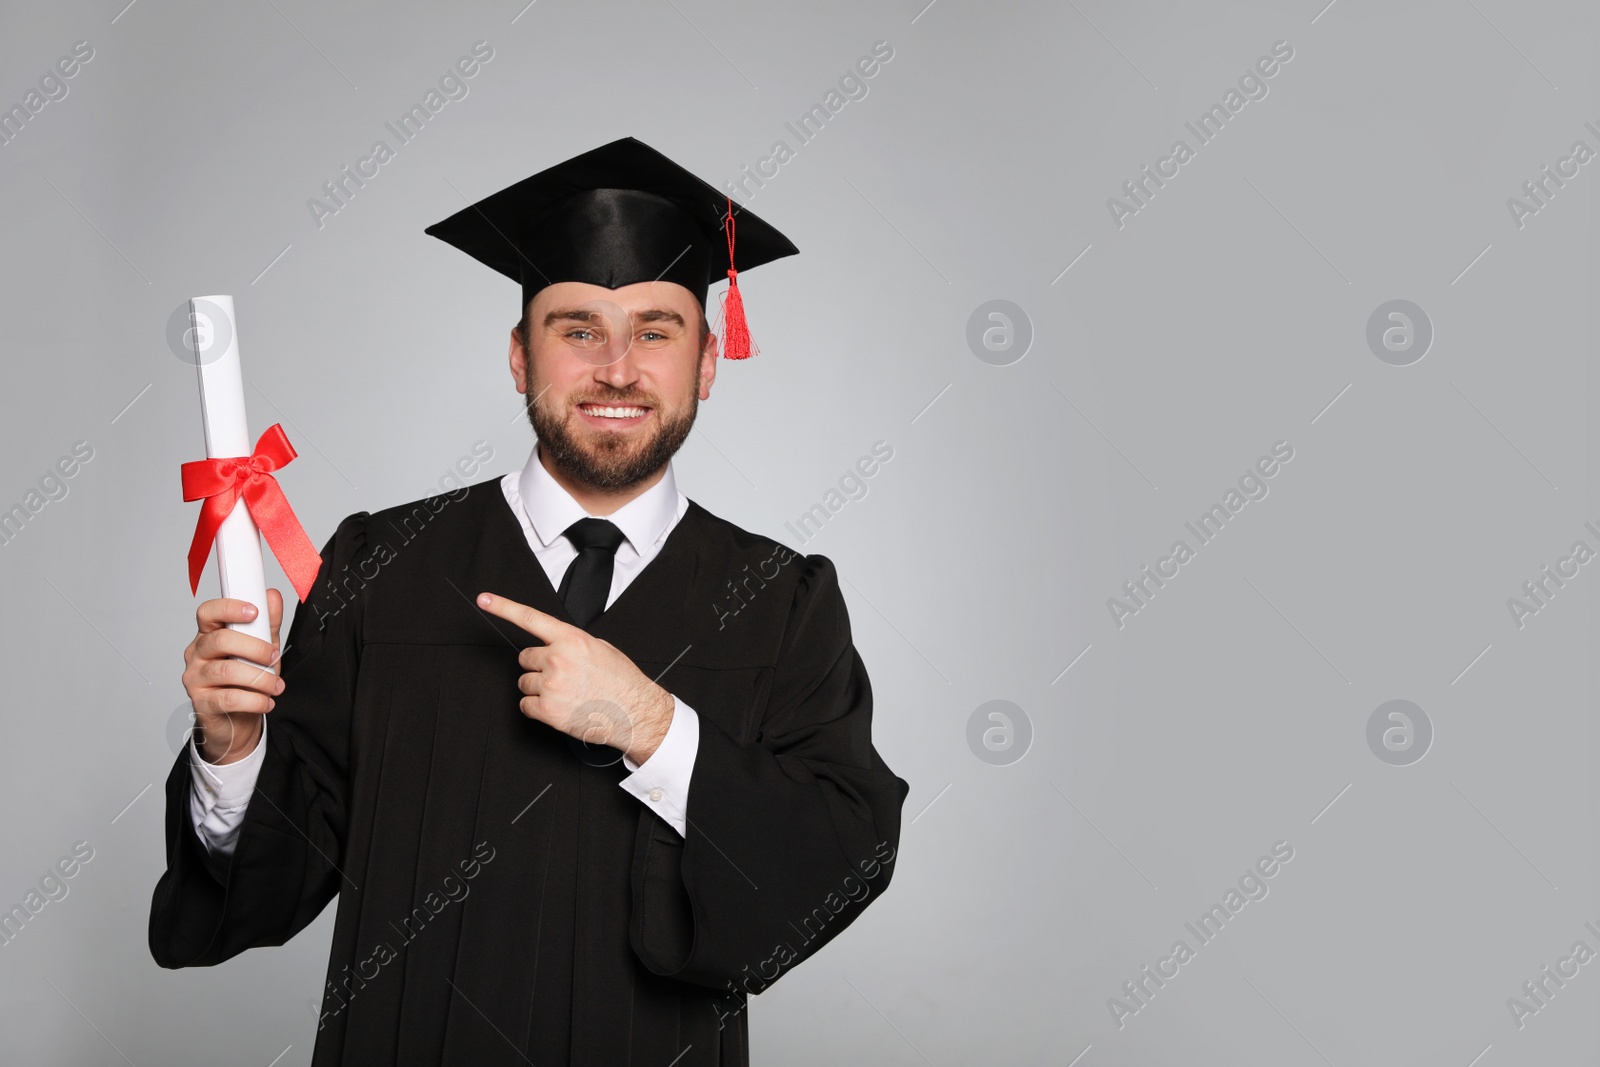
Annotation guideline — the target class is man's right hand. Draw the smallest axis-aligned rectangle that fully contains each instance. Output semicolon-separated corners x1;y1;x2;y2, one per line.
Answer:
181;589;285;765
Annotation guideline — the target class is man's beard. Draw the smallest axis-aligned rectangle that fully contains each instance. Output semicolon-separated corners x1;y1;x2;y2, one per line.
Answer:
526;374;697;491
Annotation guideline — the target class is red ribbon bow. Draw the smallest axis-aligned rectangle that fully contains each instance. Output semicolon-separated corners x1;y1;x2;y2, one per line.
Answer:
181;423;323;602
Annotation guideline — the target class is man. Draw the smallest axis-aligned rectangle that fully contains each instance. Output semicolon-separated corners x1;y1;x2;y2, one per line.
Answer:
149;137;909;1065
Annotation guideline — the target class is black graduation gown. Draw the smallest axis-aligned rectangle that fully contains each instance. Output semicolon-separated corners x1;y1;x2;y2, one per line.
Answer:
148;477;909;1065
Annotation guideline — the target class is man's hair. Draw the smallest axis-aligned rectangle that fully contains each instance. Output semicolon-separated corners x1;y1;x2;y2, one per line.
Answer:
515;303;711;355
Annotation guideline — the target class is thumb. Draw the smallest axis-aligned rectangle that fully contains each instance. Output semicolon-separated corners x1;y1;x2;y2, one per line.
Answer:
267;587;284;649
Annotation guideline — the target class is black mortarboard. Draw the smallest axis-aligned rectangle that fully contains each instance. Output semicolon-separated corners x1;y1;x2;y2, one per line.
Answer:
424;137;798;358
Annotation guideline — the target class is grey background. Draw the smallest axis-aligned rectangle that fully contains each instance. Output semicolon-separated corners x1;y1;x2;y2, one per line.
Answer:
0;0;1593;1063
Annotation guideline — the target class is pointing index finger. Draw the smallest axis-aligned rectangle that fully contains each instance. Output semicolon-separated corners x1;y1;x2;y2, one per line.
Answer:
477;592;568;641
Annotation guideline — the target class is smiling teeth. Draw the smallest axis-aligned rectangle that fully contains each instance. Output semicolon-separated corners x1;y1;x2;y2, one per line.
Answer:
584;405;646;418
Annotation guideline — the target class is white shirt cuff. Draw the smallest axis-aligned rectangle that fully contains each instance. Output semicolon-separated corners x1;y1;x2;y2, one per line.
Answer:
619;696;698;838
188;716;268;858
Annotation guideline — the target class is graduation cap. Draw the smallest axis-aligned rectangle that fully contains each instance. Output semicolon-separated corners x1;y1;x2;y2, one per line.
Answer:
424;137;797;359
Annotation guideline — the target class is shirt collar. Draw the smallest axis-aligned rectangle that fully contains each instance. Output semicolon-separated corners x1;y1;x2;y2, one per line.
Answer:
516;442;680;556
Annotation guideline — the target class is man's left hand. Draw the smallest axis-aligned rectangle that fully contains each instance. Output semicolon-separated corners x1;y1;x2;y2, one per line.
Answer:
476;591;674;764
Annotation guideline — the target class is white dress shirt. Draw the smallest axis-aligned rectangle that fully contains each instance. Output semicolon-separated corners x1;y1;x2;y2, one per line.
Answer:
188;444;702;861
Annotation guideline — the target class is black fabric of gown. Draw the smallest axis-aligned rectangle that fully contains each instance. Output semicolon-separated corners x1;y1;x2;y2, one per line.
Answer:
149;476;909;1065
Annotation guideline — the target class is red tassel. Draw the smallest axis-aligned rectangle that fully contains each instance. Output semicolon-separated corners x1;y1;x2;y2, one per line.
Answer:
718;198;756;359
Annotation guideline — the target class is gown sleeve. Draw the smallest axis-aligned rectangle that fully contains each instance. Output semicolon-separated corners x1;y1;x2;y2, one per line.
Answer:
148;511;369;969
629;553;910;991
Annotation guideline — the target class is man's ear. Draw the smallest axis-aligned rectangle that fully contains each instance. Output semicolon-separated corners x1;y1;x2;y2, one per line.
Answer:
699;330;719;401
509;325;529;394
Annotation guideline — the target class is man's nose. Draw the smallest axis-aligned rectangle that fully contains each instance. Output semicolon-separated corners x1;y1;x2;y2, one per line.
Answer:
593;343;642;385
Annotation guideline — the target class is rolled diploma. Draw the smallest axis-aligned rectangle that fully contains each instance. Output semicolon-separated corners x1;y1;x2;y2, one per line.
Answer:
192;294;275;673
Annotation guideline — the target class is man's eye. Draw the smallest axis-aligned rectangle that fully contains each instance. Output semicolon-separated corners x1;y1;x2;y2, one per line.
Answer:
565;328;597;342
638;330;667;342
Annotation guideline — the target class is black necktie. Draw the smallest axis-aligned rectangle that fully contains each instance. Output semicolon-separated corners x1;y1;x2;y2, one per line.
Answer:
557;518;626;628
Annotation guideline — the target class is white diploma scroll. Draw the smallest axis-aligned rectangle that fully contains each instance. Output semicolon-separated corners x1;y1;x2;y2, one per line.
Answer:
190;294;275;672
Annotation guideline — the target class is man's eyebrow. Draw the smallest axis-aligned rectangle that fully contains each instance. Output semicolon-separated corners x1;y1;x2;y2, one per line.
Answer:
633;309;685;327
543;308;599;328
